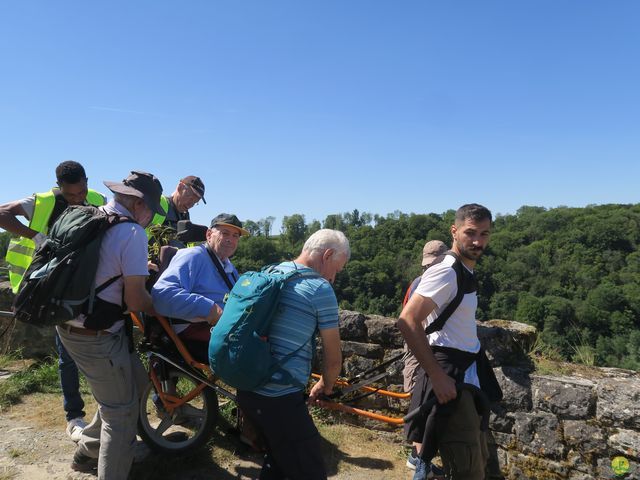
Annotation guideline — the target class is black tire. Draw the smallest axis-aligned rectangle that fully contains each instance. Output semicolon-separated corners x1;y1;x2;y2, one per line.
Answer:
138;368;218;455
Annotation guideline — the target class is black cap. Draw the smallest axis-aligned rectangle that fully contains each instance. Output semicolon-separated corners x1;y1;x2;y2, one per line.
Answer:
104;171;164;215
210;213;249;236
181;175;206;204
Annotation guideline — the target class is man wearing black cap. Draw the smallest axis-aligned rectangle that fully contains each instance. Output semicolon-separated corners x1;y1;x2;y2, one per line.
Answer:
152;213;249;361
151;175;206;229
56;171;164;478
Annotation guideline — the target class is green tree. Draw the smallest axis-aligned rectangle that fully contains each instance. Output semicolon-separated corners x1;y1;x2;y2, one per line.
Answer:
281;214;307;248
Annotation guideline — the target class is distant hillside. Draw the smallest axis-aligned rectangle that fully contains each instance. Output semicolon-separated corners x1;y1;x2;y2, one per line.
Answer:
2;204;638;370
234;205;640;370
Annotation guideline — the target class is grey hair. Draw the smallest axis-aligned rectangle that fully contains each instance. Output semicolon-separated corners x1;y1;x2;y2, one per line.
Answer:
113;192;140;211
302;229;351;260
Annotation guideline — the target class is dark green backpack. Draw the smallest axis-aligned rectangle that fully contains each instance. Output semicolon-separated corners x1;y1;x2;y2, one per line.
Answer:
13;205;131;327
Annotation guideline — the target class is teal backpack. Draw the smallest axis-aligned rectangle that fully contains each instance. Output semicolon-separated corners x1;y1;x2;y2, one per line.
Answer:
208;265;320;391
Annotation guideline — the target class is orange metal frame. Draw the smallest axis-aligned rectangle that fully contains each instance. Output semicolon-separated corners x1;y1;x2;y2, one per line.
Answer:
310;373;410;425
130;312;214;413
131;313;410;426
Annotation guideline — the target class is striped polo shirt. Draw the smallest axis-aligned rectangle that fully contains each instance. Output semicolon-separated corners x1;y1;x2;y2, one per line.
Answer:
254;261;339;397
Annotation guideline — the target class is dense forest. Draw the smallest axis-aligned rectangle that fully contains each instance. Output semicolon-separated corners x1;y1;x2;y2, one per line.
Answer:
1;204;639;370
232;205;640;371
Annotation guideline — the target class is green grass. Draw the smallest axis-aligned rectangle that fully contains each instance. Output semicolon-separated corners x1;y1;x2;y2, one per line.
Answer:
0;355;62;409
0;350;23;370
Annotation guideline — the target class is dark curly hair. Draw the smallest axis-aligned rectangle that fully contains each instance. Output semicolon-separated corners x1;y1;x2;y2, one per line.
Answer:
55;161;87;184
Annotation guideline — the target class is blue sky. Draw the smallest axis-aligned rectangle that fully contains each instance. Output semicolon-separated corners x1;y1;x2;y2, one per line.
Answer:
1;1;638;232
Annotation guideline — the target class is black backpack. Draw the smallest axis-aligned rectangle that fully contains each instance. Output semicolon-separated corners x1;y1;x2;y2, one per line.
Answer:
13;205;131;328
424;251;478;335
403;251;478;335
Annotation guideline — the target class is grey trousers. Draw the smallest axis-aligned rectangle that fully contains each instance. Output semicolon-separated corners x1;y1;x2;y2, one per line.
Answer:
57;326;148;480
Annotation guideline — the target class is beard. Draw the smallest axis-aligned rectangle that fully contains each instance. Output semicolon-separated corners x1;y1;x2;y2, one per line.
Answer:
456;241;484;262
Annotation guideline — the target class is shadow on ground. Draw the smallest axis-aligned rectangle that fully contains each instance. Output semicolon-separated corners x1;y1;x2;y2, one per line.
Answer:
128;414;396;479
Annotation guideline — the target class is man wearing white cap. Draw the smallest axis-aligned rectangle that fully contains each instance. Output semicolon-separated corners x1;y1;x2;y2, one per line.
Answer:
402;240;449;393
402;240;449;478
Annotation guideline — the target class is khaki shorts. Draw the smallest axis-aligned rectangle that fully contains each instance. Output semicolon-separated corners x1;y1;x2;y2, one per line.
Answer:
437;389;489;480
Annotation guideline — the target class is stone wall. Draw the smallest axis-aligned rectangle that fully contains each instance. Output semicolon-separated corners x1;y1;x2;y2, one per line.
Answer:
0;280;57;358
329;311;640;480
2;283;639;479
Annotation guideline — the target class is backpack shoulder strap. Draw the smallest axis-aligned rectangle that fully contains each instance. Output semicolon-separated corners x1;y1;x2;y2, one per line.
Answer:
47;190;69;230
424;252;471;335
92;213;135;292
402;276;422;307
205;244;235;290
263;263;321;281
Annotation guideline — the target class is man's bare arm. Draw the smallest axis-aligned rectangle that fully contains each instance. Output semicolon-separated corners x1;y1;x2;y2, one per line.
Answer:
0;201;38;238
123;275;154;314
397;293;457;404
308;327;342;404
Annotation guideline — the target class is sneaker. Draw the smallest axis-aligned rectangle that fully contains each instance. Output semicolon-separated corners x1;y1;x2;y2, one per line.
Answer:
66;417;87;443
413;457;428;480
71;450;98;472
407;450;420;470
412;457;447;480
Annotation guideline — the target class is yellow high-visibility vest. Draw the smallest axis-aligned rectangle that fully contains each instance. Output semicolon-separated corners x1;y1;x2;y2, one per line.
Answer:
150;196;170;227
6;188;106;293
146;196;201;249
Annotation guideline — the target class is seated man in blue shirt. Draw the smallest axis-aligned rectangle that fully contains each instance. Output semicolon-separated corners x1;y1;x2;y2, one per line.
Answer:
151;213;249;361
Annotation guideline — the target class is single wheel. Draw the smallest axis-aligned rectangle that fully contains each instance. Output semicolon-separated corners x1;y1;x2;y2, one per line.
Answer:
138;367;218;455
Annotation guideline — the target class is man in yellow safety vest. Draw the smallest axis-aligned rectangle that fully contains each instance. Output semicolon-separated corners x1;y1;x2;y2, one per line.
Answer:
150;175;206;229
0;160;107;441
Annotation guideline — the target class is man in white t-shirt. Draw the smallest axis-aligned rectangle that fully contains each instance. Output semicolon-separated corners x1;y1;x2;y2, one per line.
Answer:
398;203;500;480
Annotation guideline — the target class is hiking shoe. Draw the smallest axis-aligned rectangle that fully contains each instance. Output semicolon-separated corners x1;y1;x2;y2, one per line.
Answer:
133;440;151;464
66;417;87;443
428;463;446;479
71;450;98;472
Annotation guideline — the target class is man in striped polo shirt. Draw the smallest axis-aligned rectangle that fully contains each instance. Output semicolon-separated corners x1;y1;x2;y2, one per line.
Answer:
236;229;350;480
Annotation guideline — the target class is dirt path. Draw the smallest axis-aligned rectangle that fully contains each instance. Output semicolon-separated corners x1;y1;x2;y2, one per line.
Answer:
0;392;412;480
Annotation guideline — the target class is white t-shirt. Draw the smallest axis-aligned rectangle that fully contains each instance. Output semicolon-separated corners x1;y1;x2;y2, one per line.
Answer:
17;196;36;221
415;254;481;386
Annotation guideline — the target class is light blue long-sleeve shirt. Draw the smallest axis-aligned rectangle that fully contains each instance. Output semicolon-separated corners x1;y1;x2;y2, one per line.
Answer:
151;244;238;333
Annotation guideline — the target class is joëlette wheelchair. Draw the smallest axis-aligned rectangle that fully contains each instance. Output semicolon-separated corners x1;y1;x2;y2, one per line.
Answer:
131;309;490;460
131;311;236;455
130;311;407;456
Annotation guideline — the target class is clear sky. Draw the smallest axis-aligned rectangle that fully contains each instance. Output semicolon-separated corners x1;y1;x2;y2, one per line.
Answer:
1;1;638;232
